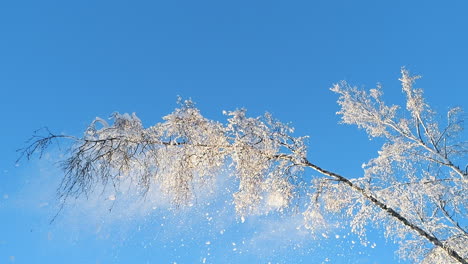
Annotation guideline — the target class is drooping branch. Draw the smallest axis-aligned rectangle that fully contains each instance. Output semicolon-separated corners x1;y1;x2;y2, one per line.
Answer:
299;158;467;264
17;127;77;162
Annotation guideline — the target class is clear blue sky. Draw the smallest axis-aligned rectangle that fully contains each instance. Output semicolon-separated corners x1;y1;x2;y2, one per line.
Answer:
0;1;467;263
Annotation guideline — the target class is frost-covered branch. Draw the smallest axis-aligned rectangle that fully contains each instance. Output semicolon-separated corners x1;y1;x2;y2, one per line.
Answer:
21;70;467;263
330;68;467;263
299;158;467;264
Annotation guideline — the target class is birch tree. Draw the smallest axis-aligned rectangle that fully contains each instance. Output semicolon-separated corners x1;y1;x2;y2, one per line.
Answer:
21;69;467;263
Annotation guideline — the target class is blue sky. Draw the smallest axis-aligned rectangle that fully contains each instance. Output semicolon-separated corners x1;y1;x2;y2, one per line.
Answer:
0;1;467;263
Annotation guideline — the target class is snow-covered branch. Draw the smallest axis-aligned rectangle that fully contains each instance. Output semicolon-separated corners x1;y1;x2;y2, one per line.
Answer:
21;69;467;263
